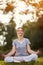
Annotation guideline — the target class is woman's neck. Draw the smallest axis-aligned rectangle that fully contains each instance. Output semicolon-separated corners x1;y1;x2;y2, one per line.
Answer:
18;37;24;41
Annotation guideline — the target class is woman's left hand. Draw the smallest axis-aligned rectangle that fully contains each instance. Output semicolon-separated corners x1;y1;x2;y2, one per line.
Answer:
36;49;42;55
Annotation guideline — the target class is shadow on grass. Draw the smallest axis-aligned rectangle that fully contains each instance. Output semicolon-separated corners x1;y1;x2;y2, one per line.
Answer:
0;60;43;65
0;61;35;65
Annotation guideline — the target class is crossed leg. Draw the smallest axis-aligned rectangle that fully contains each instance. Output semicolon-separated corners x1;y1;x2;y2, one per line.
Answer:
4;54;38;62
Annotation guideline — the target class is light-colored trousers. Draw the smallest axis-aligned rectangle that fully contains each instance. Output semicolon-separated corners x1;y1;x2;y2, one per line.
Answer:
4;54;38;62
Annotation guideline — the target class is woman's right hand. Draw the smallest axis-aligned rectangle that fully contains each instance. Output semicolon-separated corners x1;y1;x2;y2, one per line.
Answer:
0;54;6;58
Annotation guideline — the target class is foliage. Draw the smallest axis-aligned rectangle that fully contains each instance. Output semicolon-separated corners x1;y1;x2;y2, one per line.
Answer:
23;15;43;50
0;15;43;56
4;19;16;50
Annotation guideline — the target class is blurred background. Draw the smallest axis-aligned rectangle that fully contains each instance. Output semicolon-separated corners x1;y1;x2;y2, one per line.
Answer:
0;0;43;59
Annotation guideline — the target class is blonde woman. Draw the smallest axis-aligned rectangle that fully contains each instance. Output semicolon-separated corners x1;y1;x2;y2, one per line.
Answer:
2;27;41;62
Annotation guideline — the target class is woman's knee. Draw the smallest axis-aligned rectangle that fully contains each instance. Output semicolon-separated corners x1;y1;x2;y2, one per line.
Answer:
32;54;38;60
4;56;9;62
4;56;13;62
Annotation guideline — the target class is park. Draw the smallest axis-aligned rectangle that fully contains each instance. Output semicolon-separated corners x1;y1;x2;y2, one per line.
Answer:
0;0;43;65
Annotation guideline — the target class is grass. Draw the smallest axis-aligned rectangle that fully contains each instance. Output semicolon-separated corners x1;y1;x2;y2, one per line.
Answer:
0;61;35;65
34;57;43;65
0;57;43;65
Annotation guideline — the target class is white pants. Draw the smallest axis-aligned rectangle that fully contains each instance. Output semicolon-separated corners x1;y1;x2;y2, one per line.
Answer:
4;54;38;62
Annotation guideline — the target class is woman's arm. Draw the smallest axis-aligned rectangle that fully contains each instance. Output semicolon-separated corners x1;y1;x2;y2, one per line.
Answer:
3;45;16;57
27;44;41;55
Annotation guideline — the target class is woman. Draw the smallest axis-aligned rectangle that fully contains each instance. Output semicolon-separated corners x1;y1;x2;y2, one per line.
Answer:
3;27;41;62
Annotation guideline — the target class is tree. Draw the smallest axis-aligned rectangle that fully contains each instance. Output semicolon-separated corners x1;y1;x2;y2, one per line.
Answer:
5;19;16;50
23;17;43;50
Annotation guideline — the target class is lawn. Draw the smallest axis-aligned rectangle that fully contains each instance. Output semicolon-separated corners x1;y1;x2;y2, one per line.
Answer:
0;57;43;65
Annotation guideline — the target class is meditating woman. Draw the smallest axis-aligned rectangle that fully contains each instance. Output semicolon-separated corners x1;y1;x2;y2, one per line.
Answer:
3;27;41;62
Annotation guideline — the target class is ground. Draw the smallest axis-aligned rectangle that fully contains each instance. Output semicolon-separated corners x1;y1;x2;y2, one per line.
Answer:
0;57;43;65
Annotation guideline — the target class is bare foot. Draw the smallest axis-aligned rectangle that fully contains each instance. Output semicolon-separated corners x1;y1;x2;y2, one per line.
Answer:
20;59;25;62
18;59;25;62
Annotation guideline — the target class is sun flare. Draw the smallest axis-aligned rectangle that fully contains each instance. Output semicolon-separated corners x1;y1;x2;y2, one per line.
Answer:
0;0;43;28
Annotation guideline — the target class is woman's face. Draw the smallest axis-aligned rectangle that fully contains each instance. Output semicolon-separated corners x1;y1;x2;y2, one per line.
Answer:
16;27;24;37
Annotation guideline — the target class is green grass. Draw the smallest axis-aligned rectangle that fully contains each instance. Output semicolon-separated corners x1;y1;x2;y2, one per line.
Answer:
0;58;43;65
0;61;35;65
37;57;43;62
34;57;43;65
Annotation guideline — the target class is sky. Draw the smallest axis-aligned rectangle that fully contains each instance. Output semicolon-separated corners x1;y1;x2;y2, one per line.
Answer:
0;0;43;28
